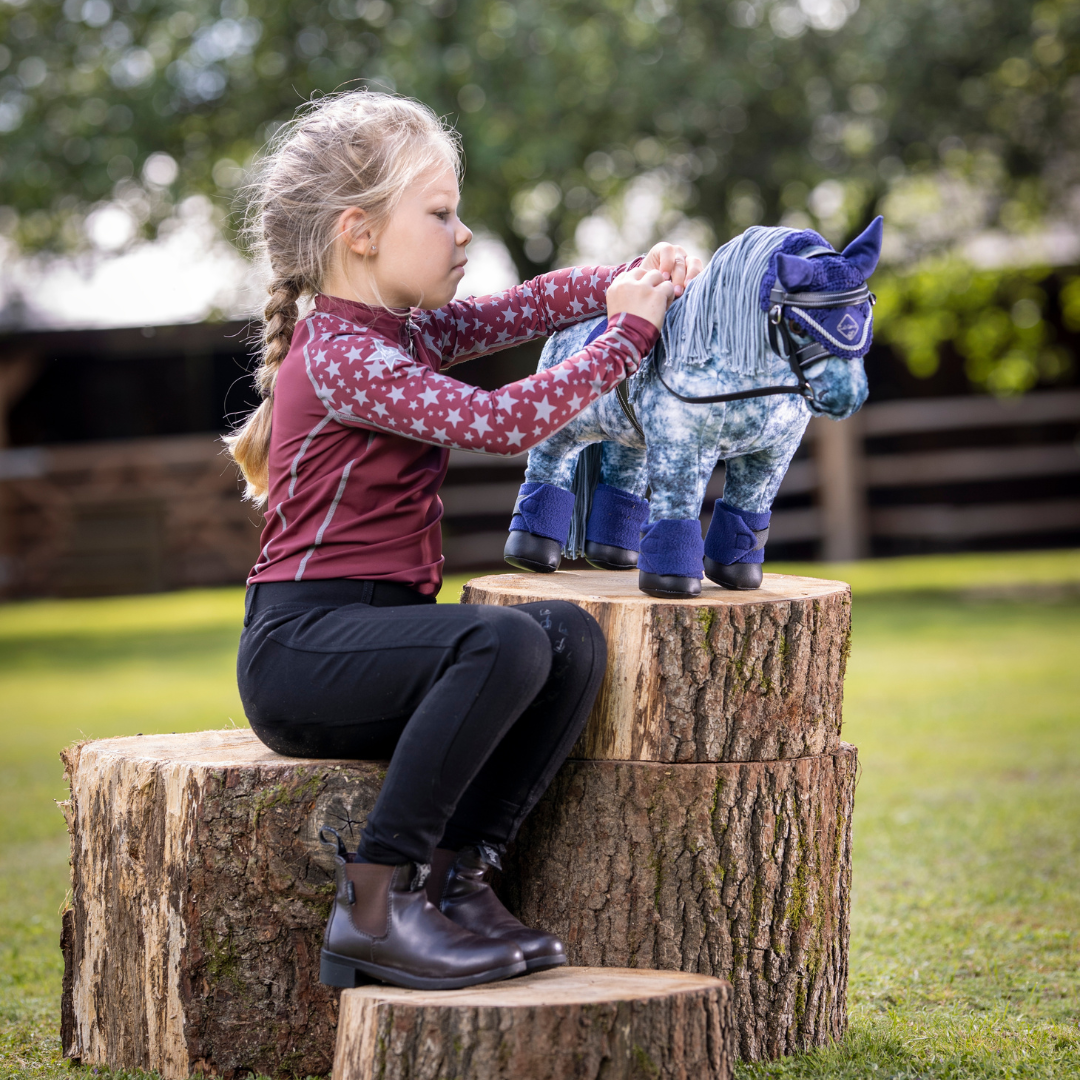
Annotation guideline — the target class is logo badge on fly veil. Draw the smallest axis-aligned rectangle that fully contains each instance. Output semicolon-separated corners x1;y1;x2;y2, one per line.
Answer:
837;313;859;342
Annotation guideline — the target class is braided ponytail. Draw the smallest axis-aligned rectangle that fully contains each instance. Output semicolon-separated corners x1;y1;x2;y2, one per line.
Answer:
224;277;302;502
222;90;461;504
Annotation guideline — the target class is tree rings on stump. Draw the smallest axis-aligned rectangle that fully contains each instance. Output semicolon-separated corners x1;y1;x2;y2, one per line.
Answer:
460;570;851;763
332;967;736;1080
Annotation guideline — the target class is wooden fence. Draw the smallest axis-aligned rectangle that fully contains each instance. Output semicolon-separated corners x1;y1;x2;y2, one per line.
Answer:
0;390;1077;597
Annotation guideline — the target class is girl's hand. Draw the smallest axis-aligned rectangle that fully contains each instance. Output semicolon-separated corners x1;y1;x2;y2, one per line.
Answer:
606;267;676;330
642;242;704;297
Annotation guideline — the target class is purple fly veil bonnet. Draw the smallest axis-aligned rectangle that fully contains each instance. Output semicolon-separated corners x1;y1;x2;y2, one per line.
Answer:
759;216;883;361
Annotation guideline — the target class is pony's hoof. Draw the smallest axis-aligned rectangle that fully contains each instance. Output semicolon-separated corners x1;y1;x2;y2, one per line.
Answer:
584;541;638;571
703;557;762;590
504;531;561;573
638;572;701;599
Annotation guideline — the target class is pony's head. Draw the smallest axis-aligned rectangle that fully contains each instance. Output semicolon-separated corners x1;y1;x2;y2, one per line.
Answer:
760;217;882;419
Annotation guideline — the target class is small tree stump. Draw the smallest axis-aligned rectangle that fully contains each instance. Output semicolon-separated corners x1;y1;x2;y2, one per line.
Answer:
332;967;736;1080
461;571;850;762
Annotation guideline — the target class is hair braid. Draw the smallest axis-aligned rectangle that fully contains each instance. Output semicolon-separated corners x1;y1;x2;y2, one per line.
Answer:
259;277;302;399
223;276;303;503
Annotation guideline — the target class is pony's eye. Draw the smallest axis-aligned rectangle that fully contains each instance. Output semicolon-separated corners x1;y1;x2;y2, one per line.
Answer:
786;319;811;340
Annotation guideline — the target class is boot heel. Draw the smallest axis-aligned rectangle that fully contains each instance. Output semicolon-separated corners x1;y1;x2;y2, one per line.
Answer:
320;951;360;987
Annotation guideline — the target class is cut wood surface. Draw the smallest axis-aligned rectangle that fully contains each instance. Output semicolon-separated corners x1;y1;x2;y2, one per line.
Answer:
61;730;855;1073
333;967;735;1080
500;748;857;1061
461;570;851;763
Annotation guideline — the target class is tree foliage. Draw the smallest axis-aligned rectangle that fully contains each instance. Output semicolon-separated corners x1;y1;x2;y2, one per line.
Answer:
1;0;1079;391
1;0;1078;273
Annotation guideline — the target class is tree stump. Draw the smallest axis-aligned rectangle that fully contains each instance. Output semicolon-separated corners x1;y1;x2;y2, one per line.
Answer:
59;731;385;1080
332;967;736;1080
59;572;856;1074
461;571;850;762
461;570;856;1060
498;751;856;1061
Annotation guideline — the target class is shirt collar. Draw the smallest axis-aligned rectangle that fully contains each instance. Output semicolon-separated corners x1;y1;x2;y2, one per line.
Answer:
314;293;417;332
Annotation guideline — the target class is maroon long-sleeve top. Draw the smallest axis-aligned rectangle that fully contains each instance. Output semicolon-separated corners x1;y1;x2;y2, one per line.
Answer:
250;261;658;594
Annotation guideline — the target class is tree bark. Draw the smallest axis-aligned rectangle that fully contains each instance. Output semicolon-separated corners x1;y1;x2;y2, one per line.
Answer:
332;967;736;1080
461;570;850;762
59;730;387;1080
499;748;857;1061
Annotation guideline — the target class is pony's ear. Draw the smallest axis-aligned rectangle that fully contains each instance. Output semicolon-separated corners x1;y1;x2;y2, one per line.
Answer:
776;253;816;291
841;216;883;279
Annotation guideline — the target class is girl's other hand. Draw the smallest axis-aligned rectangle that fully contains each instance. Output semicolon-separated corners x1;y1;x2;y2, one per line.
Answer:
606;267;676;330
642;242;704;297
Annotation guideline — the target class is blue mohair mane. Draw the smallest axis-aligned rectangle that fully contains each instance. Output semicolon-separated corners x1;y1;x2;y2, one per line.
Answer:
659;226;822;376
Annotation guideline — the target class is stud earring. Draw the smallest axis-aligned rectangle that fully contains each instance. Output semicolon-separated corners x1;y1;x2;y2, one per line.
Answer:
370;244;377;254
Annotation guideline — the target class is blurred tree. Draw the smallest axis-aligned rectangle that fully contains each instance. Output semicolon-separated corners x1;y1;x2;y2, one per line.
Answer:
872;260;1075;395
1;0;1077;272
1;0;1079;392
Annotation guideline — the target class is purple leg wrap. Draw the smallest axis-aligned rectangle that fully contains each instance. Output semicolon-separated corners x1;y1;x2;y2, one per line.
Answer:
638;518;704;579
509;482;576;545
585;484;649;552
704;500;771;565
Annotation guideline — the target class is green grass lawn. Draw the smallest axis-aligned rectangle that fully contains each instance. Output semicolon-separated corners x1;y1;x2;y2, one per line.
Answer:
2;552;1079;1079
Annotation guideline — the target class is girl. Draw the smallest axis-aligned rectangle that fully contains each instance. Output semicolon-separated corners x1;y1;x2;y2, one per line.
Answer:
226;90;700;992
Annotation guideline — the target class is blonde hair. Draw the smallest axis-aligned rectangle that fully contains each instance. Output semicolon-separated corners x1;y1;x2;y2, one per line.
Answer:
224;90;462;502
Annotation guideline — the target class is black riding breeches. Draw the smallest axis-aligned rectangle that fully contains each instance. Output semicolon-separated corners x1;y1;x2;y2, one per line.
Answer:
237;579;606;866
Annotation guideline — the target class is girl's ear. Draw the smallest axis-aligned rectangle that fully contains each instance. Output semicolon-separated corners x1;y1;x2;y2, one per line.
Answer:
338;207;374;255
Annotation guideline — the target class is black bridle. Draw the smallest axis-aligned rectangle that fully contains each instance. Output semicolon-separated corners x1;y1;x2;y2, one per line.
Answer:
652;281;875;406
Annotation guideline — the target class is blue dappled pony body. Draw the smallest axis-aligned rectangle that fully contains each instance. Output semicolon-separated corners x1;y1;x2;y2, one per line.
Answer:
505;219;882;598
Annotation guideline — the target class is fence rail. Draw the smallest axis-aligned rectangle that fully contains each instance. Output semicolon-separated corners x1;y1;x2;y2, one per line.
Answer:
0;390;1077;596
440;389;1080;567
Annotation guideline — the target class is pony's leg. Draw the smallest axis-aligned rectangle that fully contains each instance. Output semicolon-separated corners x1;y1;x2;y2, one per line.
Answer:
703;439;800;590
636;442;717;600
583;442;650;571
505;414;604;573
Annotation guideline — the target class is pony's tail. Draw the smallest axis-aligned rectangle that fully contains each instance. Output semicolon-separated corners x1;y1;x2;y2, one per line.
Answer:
565;442;603;559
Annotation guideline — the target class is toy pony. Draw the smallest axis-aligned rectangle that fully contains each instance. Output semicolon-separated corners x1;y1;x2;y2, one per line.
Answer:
503;219;883;599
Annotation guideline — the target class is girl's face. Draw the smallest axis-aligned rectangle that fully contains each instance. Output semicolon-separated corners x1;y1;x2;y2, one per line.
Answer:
337;163;472;310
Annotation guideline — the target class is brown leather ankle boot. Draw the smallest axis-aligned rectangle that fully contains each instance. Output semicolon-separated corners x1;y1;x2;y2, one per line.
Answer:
319;844;526;991
426;844;567;972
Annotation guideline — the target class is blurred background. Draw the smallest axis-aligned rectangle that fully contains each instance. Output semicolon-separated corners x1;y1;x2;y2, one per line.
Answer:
0;0;1078;598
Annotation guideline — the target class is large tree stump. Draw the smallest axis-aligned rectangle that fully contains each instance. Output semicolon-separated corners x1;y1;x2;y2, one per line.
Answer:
462;570;856;1060
498;751;856;1060
461;571;850;762
59;731;384;1080
332;967;736;1080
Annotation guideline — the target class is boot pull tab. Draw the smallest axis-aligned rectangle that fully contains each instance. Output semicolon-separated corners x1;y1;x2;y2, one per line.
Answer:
410;862;431;891
319;826;348;858
476;842;503;872
346;881;356;905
